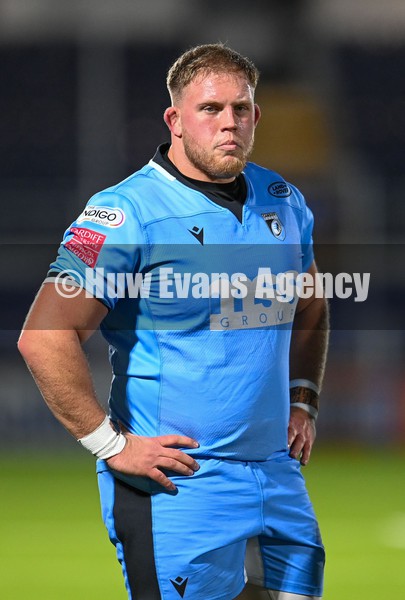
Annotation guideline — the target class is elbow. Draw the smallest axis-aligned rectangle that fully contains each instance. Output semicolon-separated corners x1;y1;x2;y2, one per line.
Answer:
18;328;55;367
18;327;80;366
17;329;38;365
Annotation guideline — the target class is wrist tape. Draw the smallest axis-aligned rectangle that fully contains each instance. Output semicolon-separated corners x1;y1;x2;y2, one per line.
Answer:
289;378;320;395
77;416;127;459
290;402;319;420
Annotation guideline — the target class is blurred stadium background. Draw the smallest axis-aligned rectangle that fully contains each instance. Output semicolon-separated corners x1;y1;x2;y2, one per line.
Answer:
1;1;404;598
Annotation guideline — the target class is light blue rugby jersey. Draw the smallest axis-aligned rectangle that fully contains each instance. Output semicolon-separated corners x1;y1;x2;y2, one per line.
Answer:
49;151;314;460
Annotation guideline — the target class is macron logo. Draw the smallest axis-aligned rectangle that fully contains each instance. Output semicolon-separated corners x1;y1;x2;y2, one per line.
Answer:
188;226;204;245
170;576;189;597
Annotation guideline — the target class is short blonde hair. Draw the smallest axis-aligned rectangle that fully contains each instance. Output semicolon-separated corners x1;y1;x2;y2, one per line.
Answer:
167;43;260;102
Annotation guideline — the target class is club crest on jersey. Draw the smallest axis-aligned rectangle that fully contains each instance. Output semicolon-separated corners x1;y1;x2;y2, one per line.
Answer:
261;212;286;241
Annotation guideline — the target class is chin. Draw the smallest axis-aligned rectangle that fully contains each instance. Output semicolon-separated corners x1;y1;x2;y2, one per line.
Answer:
214;157;245;178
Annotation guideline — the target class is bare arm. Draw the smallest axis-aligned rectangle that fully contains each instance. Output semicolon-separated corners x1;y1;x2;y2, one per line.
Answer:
288;261;329;465
18;282;108;436
18;283;199;490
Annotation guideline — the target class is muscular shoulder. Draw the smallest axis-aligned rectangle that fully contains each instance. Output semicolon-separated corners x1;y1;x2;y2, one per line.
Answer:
243;161;307;212
92;162;203;225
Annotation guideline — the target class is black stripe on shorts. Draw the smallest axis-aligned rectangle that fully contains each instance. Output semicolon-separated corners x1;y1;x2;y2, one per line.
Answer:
113;477;161;600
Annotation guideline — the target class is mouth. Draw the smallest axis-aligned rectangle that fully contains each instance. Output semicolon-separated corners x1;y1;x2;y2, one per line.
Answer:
216;142;240;153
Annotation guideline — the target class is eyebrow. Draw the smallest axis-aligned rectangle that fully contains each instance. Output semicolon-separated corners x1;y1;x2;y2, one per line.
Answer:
196;99;252;108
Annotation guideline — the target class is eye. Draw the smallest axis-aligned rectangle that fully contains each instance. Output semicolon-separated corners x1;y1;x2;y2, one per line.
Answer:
202;105;219;113
235;104;249;113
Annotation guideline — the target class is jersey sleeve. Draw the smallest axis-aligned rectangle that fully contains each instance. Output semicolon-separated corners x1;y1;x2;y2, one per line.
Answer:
289;183;315;272
47;190;145;310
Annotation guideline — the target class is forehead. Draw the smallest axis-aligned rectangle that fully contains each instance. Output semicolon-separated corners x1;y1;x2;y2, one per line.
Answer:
180;72;254;103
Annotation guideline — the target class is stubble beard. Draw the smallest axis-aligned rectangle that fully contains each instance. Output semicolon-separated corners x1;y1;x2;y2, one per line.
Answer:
182;132;254;181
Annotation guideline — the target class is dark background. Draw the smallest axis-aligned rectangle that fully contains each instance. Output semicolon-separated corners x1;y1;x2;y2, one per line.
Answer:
1;0;404;449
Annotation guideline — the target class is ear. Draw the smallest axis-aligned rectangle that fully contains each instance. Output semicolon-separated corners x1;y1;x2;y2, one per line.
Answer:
164;107;182;137
253;103;261;127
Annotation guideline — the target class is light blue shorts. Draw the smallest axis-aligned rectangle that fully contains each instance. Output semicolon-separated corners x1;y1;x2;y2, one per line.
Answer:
97;451;324;600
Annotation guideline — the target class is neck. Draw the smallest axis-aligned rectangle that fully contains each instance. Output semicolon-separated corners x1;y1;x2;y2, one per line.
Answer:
167;145;235;184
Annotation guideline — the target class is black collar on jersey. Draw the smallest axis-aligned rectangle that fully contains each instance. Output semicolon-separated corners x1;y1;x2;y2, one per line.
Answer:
151;143;247;223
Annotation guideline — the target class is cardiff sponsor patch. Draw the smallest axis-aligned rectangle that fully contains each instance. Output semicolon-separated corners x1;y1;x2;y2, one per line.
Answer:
268;181;291;198
76;205;126;228
65;227;106;267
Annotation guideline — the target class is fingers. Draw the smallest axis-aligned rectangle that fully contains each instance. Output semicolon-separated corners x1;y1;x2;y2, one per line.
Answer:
300;442;312;466
150;467;177;491
289;433;304;462
163;447;200;472
288;410;316;466
157;455;197;476
106;433;201;492
156;434;200;449
289;435;311;466
148;457;198;492
138;444;200;491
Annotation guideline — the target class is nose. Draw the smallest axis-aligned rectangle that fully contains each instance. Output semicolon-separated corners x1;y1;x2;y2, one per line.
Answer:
220;106;237;130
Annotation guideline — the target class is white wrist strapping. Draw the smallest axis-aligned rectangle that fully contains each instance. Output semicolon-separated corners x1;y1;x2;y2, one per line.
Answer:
289;379;320;395
290;402;318;420
77;416;126;459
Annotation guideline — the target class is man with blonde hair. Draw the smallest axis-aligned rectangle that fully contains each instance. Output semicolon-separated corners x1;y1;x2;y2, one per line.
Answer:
19;44;328;600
